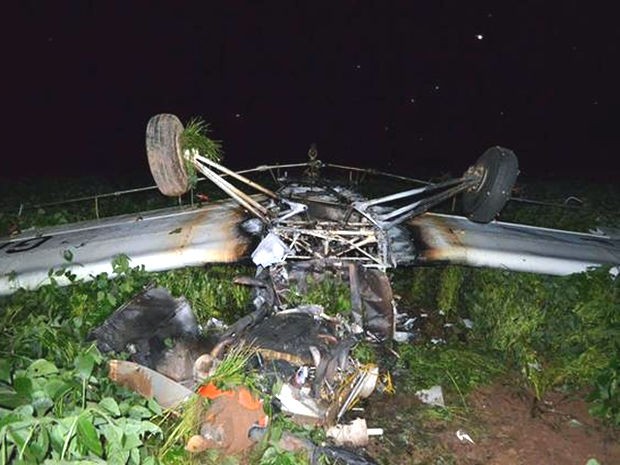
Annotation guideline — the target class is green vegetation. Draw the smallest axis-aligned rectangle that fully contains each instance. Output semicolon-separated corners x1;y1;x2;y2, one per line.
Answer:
287;273;351;316
180;117;224;189
0;346;163;464
399;263;620;422
180;118;223;165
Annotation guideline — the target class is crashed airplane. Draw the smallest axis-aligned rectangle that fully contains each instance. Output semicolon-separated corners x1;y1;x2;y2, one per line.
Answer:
1;113;619;458
2;114;619;295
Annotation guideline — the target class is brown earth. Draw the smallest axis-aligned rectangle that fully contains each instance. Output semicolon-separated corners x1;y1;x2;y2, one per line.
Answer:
364;380;620;465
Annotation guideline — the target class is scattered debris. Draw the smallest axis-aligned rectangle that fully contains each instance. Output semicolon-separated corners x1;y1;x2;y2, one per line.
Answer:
187;386;267;455
415;385;446;408
92;280;388;460
88;286;214;385
108;359;192;409
327;418;383;446
251;232;289;267
456;429;475;445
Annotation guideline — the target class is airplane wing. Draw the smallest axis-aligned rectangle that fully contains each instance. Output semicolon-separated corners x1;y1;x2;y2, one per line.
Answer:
408;212;620;275
3;198;619;296
0;199;255;295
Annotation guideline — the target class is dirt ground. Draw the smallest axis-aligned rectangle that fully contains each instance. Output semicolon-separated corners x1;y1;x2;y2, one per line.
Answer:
364;380;620;465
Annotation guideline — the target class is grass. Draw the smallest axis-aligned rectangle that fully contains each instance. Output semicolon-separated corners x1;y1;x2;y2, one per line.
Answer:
180;117;224;189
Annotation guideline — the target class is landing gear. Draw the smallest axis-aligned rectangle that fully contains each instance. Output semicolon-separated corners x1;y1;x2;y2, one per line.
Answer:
145;114;190;197
462;146;519;223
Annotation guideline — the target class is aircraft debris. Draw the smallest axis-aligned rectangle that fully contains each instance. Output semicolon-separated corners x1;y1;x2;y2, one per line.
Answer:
88;286;214;385
91;283;385;459
107;359;192;409
188;386;267;455
456;428;476;445
326;418;383;446
415;385;446;408
4;111;619;463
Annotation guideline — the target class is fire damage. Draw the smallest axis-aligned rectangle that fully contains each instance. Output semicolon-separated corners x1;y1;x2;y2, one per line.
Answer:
3;113;618;462
89;266;395;463
89;114;517;461
77;113;619;462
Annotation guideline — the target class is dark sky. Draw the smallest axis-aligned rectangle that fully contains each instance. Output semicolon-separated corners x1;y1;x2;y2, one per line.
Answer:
5;1;619;181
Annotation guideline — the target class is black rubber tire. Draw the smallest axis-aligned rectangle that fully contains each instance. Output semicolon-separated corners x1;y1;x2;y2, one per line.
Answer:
146;114;190;197
462;146;519;223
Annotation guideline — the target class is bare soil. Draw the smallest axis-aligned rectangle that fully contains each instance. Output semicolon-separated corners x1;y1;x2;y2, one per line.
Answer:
364;380;620;465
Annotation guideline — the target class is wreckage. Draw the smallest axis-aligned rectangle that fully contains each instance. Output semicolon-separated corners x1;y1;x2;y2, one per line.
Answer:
1;113;619;459
1;114;618;295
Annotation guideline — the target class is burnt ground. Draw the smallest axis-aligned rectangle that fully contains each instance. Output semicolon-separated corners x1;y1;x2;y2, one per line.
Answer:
363;379;620;465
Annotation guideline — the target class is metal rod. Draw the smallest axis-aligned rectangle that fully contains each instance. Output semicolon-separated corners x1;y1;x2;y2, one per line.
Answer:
382;182;473;229
193;154;279;199
326;163;432;185
193;163;269;222
358;176;471;209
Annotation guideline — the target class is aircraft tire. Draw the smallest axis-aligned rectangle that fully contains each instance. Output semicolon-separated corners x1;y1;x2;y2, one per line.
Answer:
146;114;190;197
462;146;519;223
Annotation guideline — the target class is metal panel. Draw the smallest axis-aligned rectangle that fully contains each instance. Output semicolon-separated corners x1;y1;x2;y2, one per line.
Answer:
409;213;620;275
0;199;253;295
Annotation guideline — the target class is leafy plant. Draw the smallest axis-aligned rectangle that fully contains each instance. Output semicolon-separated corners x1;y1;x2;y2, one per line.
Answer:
461;266;620;419
396;343;503;398
180;117;224;188
0;350;162;464
287;273;350;315
436;266;465;318
588;349;620;426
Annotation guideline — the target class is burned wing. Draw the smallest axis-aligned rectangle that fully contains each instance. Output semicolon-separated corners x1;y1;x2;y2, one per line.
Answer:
408;212;620;276
0;200;255;295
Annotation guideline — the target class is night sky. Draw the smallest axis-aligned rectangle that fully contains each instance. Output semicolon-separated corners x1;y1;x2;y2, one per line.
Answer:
5;2;619;182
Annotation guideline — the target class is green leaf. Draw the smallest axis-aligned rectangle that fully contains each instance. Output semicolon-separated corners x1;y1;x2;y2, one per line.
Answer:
129;446;141;464
127;405;152;420
50;422;68;454
99;397;121;417
0;411;22;429
106;293;117;307
122;432;142;451
146;398;162;416
75;353;95;380
107;449;131;465
0;386;29;409
7;426;29;452
13;377;33;399
139;421;162;437
0;359;11;383
27;359;59;378
31;394;54;416
44;378;71;401
77;414;103;457
29;427;50;461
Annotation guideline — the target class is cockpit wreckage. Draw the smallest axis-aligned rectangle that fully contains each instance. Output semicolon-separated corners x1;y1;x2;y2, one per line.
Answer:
1;114;619;461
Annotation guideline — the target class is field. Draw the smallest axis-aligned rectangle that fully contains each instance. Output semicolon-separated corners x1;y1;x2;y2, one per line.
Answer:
1;175;619;465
